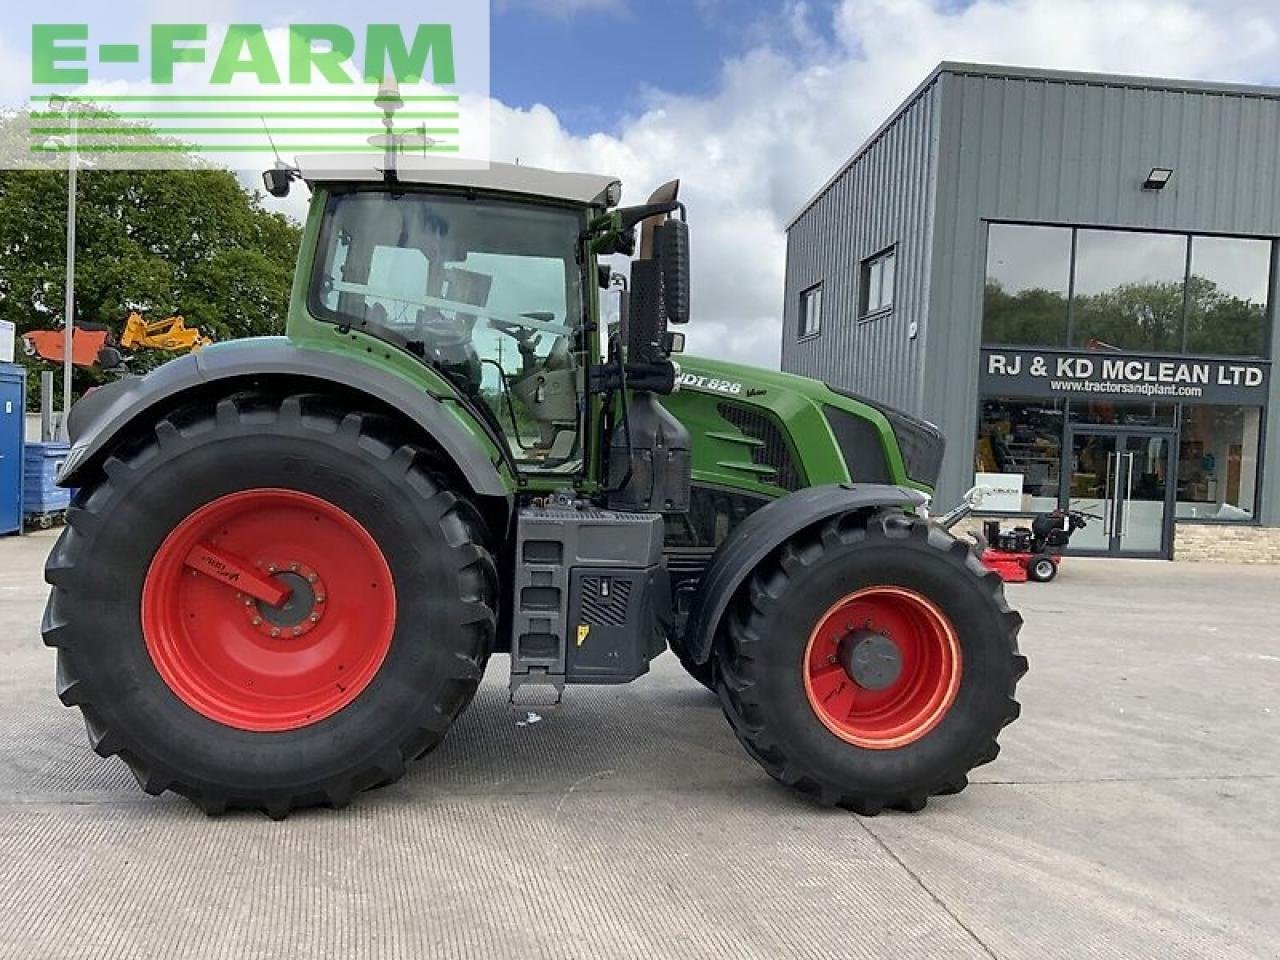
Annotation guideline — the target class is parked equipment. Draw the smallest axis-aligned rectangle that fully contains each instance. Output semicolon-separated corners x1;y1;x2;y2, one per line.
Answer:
42;136;1026;819
119;313;213;354
938;488;1094;583
978;511;1094;583
22;314;212;371
22;326;109;368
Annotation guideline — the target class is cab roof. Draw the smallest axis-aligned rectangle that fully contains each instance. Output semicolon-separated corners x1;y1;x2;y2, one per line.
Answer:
297;156;622;208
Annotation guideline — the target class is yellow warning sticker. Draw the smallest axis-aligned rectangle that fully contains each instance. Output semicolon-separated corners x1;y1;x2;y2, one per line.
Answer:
576;625;591;647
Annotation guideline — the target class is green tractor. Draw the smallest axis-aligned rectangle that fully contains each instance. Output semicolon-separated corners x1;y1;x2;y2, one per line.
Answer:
42;154;1025;818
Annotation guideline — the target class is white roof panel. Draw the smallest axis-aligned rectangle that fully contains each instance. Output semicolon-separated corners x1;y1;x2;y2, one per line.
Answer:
297;156;622;207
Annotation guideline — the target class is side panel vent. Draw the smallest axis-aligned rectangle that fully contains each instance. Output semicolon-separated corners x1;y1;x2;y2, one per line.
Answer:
716;402;805;491
823;406;892;484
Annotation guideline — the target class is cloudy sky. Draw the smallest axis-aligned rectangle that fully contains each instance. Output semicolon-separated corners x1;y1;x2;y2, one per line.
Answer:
9;0;1280;368
485;0;1280;368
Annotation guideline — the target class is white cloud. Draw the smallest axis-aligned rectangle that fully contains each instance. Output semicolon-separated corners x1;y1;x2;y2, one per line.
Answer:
474;0;1280;369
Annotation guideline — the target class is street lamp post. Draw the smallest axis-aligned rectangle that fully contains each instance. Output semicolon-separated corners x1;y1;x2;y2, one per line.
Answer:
59;110;78;441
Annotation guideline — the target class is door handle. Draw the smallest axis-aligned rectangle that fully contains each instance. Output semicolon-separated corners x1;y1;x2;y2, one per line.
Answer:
1121;452;1135;538
1103;451;1117;536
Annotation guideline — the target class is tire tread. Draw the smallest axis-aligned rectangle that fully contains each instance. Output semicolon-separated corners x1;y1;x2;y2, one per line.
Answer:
715;509;1025;815
41;391;498;819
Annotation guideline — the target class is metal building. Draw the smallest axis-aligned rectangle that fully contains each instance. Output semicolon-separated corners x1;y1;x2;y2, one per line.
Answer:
783;62;1280;560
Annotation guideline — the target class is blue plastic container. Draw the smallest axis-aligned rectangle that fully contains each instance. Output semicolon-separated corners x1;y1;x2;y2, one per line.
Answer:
0;365;21;535
23;442;71;517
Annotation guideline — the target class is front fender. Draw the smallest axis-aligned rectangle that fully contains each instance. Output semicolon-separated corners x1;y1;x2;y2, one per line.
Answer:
59;339;512;505
683;484;929;664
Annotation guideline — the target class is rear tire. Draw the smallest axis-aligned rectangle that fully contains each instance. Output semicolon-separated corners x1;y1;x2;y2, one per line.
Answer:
42;392;498;818
715;510;1025;815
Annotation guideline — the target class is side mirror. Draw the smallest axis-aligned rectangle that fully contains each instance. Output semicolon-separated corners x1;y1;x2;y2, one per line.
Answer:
655;219;690;325
263;167;294;198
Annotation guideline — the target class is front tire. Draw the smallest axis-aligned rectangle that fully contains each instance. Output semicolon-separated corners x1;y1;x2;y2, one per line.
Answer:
715;510;1026;814
42;393;497;818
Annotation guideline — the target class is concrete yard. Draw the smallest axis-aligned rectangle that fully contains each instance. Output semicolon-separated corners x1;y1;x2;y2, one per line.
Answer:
0;529;1276;960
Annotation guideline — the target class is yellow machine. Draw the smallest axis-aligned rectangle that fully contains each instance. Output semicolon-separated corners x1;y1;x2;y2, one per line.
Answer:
119;313;213;354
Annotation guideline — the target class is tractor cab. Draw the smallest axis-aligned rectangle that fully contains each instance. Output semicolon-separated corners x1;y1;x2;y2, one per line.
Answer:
285;155;692;506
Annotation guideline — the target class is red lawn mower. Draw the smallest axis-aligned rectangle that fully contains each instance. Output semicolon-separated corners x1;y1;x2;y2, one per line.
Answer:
937;489;1098;584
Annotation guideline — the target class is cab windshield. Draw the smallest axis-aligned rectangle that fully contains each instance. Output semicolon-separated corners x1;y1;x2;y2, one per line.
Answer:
310;190;587;470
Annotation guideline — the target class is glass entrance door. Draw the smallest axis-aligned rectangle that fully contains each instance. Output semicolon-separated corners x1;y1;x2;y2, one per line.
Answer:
1066;430;1174;557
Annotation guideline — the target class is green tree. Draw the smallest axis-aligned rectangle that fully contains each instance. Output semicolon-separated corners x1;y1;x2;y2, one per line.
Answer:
985;274;1268;357
0;110;301;407
982;280;1069;346
1071;280;1186;352
1185;274;1267;357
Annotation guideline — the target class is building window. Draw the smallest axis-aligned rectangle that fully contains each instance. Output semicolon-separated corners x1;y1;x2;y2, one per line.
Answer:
983;224;1072;346
1176;406;1262;522
982;224;1273;358
975;398;1065;512
1186;237;1271;358
799;283;823;339
1072;229;1188;353
860;248;896;317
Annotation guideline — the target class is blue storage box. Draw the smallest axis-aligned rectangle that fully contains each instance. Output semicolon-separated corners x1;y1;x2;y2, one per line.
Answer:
23;442;71;516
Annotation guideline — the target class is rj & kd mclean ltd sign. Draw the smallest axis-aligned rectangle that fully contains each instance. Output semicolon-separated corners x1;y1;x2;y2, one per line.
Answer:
981;349;1271;406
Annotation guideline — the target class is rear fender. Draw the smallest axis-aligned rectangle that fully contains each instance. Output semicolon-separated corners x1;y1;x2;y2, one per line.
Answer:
59;340;513;509
682;484;929;664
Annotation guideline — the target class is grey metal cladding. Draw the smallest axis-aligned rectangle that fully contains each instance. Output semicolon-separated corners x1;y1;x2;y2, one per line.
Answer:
787;62;1280;514
781;77;941;416
925;66;1280;512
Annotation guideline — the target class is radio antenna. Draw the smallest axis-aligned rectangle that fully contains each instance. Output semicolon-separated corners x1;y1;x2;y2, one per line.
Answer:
261;117;284;167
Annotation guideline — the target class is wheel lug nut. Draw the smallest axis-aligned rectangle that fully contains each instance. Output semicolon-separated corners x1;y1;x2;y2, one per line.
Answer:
310;614;319;623
316;595;326;604
270;628;280;638
289;563;298;572
267;564;277;573
252;617;262;626
293;627;303;636
307;575;317;584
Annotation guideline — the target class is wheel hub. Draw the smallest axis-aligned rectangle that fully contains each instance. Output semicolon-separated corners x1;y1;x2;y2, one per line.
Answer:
838;629;902;691
802;586;963;750
248;565;327;638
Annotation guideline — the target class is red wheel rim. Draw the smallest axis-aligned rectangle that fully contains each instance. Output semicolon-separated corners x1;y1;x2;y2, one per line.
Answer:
803;587;961;750
141;489;396;732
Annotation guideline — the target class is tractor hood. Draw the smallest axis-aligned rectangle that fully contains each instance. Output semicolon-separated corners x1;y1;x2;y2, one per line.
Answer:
673;355;946;492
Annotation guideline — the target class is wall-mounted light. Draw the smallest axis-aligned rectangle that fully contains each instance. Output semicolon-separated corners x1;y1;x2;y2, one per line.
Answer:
1143;167;1174;191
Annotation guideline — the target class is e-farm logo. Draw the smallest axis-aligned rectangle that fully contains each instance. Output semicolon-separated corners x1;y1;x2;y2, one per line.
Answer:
20;14;489;169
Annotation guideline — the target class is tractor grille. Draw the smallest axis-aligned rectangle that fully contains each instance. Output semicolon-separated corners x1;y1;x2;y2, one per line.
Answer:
716;403;804;491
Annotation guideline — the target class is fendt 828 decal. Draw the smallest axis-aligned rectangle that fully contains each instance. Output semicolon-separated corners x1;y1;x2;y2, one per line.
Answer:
678;372;745;395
